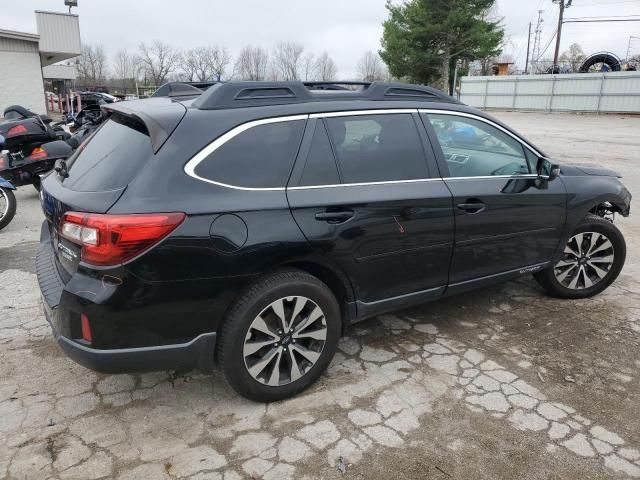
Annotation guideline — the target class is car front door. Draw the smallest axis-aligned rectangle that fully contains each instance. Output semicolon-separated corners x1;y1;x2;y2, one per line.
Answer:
287;112;454;315
421;111;567;289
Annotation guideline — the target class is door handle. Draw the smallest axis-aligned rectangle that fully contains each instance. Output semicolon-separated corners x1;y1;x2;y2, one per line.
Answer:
457;201;486;214
315;210;354;223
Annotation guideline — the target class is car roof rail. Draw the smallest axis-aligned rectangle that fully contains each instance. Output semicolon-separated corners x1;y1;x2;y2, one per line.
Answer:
192;81;458;110
304;81;370;91
152;81;220;99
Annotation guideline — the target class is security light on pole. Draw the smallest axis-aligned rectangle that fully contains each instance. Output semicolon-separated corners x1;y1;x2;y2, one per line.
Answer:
64;0;77;13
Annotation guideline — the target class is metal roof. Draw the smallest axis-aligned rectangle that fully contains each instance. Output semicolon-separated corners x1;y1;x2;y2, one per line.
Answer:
0;28;39;43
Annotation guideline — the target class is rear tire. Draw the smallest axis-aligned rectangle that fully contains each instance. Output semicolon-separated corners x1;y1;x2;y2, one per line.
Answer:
0;188;17;231
534;214;626;299
218;269;341;402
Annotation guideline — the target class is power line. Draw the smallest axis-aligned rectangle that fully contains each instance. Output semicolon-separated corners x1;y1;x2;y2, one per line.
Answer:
566;15;640;19
574;0;640;6
564;17;640;23
538;29;559;59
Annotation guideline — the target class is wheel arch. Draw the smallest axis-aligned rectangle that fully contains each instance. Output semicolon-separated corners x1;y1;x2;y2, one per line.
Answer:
277;260;357;332
555;192;629;263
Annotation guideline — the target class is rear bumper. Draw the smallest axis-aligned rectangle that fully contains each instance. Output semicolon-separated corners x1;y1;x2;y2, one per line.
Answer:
46;310;216;374
37;221;217;374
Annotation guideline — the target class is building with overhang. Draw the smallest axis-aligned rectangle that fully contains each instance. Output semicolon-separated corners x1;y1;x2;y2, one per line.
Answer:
0;11;81;114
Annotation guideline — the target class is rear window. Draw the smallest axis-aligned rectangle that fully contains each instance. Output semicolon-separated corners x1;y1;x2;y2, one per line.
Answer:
63;116;152;192
193;120;305;189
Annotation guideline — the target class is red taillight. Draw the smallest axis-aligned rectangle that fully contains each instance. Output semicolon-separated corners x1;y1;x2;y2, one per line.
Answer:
7;124;28;137
29;147;47;161
80;313;92;342
59;212;186;266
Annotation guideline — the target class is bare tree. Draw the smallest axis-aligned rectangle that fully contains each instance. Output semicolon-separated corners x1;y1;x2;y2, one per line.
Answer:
77;44;108;86
112;49;136;90
138;41;181;86
314;52;338;81
559;43;586;73
301;53;318;81
272;42;304;80
233;46;269;81
210;46;231;81
180;46;231;82
357;51;384;82
180;48;200;82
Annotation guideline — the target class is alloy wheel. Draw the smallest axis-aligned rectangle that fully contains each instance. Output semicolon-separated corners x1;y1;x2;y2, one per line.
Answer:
243;296;327;386
554;231;615;290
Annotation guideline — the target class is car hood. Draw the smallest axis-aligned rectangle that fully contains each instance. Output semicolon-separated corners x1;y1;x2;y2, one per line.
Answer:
561;163;622;178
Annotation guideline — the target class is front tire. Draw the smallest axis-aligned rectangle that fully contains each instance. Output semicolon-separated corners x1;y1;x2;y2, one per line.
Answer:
218;270;341;402
0;188;17;231
534;215;626;299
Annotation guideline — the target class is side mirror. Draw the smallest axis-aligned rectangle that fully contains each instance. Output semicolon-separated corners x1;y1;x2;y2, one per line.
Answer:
536;157;560;188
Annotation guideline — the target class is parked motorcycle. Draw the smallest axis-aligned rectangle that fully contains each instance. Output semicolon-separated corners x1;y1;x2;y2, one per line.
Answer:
0;135;73;231
0;174;17;231
0;133;16;230
64;105;106;148
0;104;108;231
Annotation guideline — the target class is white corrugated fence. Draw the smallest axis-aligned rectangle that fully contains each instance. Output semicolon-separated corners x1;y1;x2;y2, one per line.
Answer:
460;72;640;113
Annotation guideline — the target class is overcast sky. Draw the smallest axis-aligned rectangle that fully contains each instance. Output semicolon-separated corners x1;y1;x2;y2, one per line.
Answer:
3;0;640;77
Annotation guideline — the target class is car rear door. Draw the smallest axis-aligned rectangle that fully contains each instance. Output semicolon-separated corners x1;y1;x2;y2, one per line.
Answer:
421;110;567;290
287;111;454;315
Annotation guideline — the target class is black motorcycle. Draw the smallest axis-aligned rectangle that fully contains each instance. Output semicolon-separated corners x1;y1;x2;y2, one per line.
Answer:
0;105;107;231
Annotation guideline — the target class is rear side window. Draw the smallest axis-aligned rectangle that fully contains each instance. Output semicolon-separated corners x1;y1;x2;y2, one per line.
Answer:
325;114;428;183
194;120;305;189
64;116;152;192
299;121;340;187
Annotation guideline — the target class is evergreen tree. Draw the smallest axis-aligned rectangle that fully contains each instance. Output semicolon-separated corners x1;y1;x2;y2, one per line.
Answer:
380;0;504;93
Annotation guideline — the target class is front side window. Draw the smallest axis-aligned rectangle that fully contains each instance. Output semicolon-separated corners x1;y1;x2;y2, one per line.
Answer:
194;120;305;188
426;114;532;178
325;114;429;184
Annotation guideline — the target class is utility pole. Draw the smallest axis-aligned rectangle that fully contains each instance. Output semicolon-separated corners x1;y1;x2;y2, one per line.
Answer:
627;36;640;60
553;0;573;68
532;10;544;73
525;22;532;74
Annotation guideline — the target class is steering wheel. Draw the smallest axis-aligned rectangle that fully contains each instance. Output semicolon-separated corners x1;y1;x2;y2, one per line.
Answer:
491;162;527;176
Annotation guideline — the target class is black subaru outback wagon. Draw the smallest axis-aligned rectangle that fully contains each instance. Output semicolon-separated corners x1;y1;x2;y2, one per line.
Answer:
37;81;632;402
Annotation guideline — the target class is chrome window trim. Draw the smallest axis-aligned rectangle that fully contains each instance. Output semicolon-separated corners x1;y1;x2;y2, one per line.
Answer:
418;109;544;158
445;174;538;181
310;109;417;119
288;177;441;191
288;174;538;191
183;114;309;192
183;108;543;191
